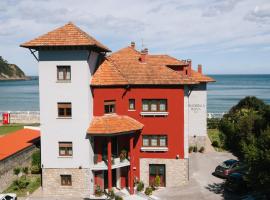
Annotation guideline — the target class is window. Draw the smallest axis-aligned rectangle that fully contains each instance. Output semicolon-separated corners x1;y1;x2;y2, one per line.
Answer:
142;135;167;147
142;99;167;112
149;164;166;187
58;103;72;117
59;142;73;156
129;99;135;110
104;100;115;114
57;66;71;81
60;175;72;186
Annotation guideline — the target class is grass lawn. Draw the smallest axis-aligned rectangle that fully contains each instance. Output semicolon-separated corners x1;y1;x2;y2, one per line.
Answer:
208;129;225;152
4;175;41;197
0;124;24;136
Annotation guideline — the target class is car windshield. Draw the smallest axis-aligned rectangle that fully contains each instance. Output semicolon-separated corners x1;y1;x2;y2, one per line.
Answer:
220;160;237;169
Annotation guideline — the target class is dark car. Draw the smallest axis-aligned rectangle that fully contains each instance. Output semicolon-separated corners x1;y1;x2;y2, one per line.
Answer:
225;172;249;194
214;159;247;178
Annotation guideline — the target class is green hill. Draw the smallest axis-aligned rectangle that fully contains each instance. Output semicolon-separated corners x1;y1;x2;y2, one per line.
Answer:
0;56;26;80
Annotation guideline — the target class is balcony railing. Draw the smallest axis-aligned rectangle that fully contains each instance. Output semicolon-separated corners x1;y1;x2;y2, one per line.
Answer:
91;154;130;171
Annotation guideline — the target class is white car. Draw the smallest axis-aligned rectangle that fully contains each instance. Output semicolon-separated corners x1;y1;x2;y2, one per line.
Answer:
0;194;17;200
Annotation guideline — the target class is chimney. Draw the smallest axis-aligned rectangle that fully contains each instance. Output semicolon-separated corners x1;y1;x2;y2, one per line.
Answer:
140;49;147;63
186;59;192;76
198;64;202;74
144;48;148;55
131;41;135;49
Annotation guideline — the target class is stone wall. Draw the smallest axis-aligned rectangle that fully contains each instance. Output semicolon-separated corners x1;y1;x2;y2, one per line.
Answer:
140;158;188;187
188;136;206;148
0;145;38;192
9;112;40;124
42;168;92;197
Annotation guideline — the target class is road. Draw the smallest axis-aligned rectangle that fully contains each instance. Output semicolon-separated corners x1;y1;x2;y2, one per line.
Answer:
153;151;238;200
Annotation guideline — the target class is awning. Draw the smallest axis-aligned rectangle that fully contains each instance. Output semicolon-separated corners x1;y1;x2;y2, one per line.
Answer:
87;114;143;136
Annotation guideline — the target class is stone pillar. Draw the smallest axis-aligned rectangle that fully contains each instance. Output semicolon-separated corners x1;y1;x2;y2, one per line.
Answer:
129;135;134;194
107;137;112;190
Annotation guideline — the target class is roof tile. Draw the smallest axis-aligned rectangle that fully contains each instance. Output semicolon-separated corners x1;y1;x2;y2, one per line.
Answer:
20;22;110;52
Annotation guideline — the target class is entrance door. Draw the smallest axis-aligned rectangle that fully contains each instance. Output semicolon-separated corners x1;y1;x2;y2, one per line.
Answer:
149;164;166;187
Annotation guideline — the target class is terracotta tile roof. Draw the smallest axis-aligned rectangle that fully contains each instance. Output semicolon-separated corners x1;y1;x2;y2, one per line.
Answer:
0;128;40;161
87;114;144;136
191;70;215;82
20;22;110;52
91;46;198;86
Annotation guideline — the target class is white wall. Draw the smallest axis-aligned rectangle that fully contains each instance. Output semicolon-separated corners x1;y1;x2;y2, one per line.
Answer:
39;50;98;169
187;83;207;138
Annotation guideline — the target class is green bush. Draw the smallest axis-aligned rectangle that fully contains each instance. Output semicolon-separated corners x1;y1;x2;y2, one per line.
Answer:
188;146;194;153
94;185;103;197
115;195;123;200
199;146;205;153
31;150;41;167
144;186;153;196
31;165;40;174
193;146;198;152
13;167;21;176
106;189;115;199
22;167;29;175
212;140;219;148
207;118;220;129
136;181;144;192
13;177;30;189
154;176;160;187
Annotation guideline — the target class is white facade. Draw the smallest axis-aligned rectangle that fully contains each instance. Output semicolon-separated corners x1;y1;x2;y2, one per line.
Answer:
39;50;99;194
184;83;207;147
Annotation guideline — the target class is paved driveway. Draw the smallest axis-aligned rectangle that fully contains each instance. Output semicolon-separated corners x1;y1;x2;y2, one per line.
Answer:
153;152;237;200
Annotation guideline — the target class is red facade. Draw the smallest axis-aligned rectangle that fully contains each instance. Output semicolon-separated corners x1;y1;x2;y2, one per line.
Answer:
92;87;185;184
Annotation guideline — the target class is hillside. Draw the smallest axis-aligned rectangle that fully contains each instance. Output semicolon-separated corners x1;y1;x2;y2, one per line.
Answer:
0;56;26;80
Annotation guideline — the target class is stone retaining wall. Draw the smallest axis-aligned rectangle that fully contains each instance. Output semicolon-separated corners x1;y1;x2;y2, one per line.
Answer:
42;168;92;197
0;145;38;192
140;158;188;187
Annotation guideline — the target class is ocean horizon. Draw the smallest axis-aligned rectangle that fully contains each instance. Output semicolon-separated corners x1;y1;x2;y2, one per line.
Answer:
0;74;269;113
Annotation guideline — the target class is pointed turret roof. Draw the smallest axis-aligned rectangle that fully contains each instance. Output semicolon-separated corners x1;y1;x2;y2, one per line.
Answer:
20;22;110;52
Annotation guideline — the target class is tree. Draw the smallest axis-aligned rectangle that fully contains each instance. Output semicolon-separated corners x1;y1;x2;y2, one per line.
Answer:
218;96;270;193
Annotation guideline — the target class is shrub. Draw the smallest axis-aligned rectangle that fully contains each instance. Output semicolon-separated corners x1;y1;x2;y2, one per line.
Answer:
154;176;160;187
13;177;30;189
32;150;41;167
31;165;40;174
13;167;21;176
94;185;103;197
189;146;194;153
115;195;123;200
22;167;29;175
119;149;127;162
199;146;205;153
212;140;219;148
193;146;198;152
144;186;153;196
106;189;115;199
136;181;144;192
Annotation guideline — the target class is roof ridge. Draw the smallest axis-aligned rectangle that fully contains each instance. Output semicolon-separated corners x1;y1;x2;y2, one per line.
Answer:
107;57;130;84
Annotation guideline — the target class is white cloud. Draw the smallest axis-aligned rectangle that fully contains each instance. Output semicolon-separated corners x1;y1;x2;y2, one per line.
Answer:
0;0;270;74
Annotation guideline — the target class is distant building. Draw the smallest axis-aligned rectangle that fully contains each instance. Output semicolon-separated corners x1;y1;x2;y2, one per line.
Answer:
21;22;214;197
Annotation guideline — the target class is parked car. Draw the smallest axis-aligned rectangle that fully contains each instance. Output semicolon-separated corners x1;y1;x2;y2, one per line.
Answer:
214;159;247;178
225;172;249;194
240;192;269;200
0;193;17;200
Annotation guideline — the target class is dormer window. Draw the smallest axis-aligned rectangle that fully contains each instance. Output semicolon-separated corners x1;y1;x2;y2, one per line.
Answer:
104;100;115;114
57;66;71;81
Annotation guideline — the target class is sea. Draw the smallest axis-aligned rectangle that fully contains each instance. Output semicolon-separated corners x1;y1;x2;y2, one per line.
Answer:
0;75;269;114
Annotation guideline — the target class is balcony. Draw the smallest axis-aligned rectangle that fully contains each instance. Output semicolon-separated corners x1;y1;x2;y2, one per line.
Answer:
91;154;130;171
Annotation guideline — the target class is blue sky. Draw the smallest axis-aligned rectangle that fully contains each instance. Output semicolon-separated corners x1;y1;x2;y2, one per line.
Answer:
0;0;270;75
